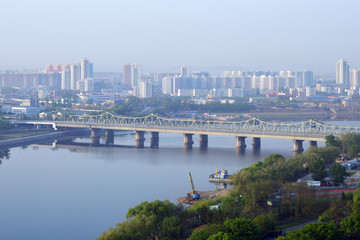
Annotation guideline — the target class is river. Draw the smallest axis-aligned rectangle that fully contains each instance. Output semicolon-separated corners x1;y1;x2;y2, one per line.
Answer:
0;122;352;240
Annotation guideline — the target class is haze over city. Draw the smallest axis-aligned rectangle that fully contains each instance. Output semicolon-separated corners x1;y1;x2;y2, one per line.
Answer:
1;0;360;74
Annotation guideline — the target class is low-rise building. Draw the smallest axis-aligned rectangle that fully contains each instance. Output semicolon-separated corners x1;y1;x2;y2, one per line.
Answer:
11;106;41;116
342;99;360;108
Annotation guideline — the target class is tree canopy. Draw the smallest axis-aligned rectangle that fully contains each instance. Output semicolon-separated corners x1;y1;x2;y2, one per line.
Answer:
276;222;341;240
329;163;347;183
98;200;184;240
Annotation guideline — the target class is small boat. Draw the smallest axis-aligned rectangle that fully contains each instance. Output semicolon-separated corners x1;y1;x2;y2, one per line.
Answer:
209;168;232;183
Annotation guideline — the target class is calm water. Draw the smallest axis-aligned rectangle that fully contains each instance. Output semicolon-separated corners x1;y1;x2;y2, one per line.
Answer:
1;121;355;240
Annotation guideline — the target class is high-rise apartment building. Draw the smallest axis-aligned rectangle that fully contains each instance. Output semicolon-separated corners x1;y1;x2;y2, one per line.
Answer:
123;64;132;88
138;81;153;98
81;58;90;80
85;78;94;92
0;73;61;89
303;70;314;87
350;69;360;88
61;69;71;90
56;58;93;91
180;65;189;76
162;77;173;95
336;59;349;84
131;64;142;88
70;63;80;90
45;64;69;73
89;62;93;78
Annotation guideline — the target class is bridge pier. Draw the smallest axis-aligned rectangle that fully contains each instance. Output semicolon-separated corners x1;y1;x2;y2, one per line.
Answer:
199;134;208;149
105;129;114;145
309;141;317;148
90;129;101;146
150;132;159;148
183;134;194;149
235;136;247;149
292;140;304;153
135;131;145;148
252;137;261;149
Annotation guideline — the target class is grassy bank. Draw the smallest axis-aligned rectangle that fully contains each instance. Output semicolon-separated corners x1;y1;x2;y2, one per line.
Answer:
0;129;55;141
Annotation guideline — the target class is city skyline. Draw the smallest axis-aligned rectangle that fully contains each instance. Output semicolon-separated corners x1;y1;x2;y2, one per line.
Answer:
0;0;360;74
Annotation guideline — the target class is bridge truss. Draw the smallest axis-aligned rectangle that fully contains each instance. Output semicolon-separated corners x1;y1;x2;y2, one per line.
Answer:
66;112;360;138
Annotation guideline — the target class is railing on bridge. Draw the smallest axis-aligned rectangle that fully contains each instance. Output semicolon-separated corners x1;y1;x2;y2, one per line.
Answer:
66;112;360;137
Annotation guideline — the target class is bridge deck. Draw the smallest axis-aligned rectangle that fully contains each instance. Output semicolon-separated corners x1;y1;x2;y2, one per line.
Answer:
12;112;360;142
55;122;325;141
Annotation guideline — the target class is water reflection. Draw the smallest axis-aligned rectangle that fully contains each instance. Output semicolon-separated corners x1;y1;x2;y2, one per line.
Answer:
199;146;208;154
0;130;329;240
252;148;260;156
0;148;10;164
236;148;246;155
212;182;228;190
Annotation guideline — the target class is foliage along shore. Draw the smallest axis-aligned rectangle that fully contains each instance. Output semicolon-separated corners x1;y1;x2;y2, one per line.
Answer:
98;133;360;240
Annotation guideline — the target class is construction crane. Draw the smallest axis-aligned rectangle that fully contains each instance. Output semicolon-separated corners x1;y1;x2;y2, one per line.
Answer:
188;172;200;199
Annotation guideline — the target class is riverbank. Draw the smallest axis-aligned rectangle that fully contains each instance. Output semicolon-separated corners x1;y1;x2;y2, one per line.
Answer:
249;110;360;121
0;128;54;141
177;188;232;205
0;129;88;148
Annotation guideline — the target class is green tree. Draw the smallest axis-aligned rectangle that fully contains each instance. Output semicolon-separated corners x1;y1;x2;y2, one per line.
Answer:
353;188;360;211
325;135;341;149
242;179;275;216
188;224;225;240
199;206;212;225
307;146;340;165
340;210;360;237
161;216;182;239
263;154;285;168
223;217;260;240
253;212;276;235
98;200;184;240
211;209;225;224
98;216;153;240
309;158;326;181
329;163;346;184
348;144;360;159
340;133;360;153
281;182;315;217
207;231;235;240
126;200;180;234
113;104;133;115
318;199;352;225
276;222;341;240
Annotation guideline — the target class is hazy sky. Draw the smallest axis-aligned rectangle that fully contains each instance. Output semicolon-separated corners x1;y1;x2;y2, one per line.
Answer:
1;0;360;74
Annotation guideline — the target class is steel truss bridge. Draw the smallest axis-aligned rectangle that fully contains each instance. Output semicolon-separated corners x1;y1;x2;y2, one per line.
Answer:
17;112;360;142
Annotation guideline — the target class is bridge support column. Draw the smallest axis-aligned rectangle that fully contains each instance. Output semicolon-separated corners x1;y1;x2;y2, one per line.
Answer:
183;134;194;149
150;132;159;148
252;137;261;149
199;134;208;149
90;129;101;146
236;137;247;149
105;129;114;145
309;141;317;148
292;140;304;153
135;131;145;148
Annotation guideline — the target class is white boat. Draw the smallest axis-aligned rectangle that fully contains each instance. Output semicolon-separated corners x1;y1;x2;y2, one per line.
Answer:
209;168;232;183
